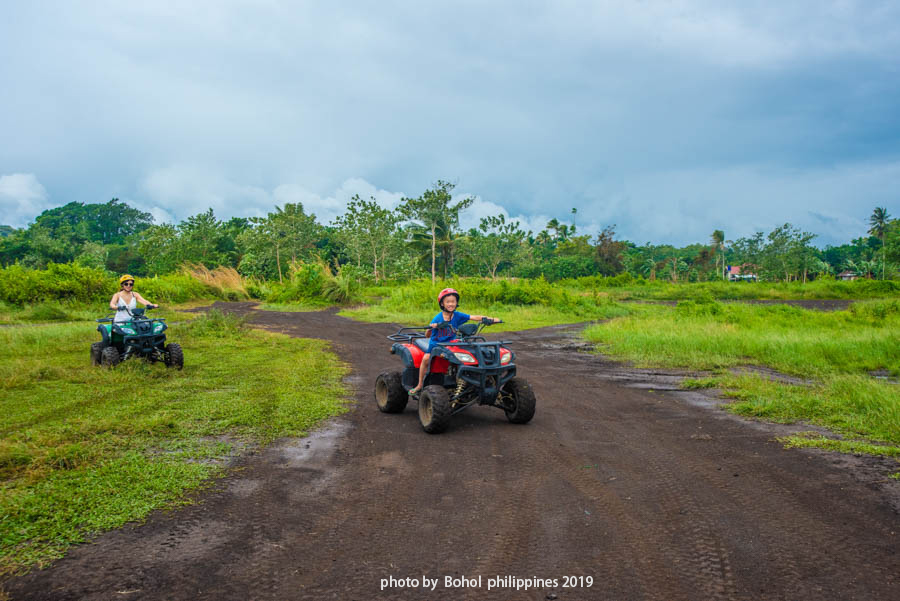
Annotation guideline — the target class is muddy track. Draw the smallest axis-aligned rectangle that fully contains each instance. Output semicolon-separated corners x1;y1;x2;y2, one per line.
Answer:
6;302;899;600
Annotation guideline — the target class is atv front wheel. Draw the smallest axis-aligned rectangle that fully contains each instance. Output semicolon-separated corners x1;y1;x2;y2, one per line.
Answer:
100;346;121;368
418;385;451;434
375;371;408;413
503;378;536;424
91;342;108;366
165;343;184;370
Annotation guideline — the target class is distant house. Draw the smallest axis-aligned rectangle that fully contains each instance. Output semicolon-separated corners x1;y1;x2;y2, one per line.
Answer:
726;264;758;282
837;270;858;281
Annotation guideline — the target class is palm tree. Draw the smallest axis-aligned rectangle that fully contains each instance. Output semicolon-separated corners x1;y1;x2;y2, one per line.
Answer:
869;207;891;280
710;230;725;280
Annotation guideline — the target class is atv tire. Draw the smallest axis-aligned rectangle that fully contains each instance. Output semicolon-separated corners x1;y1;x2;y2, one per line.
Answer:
91;342;108;366
503;377;536;424
418;385;451;434
165;343;184;370
100;346;121;368
375;371;408;413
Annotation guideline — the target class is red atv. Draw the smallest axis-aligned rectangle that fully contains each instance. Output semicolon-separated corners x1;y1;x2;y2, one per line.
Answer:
374;318;536;433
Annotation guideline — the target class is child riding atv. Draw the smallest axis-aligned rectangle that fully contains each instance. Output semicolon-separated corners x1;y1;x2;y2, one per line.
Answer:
408;287;501;397
376;287;536;433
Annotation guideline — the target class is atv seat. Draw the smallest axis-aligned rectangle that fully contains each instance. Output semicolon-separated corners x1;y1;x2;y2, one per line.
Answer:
413;337;430;352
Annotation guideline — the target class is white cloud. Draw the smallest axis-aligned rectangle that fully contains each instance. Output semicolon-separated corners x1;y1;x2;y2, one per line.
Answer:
0;174;51;227
140;165;272;221
138;169;409;226
459;197;557;238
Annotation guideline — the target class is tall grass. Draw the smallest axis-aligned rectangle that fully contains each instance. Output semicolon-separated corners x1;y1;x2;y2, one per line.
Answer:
265;261;360;305
584;299;900;377
342;277;632;329
180;263;249;299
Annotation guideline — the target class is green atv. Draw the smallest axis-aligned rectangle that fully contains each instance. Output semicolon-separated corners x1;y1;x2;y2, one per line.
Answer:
92;306;183;369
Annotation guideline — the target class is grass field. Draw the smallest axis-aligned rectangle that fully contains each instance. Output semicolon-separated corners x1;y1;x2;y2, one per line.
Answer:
341;279;634;330
563;276;900;301
583;299;900;457
0;310;349;575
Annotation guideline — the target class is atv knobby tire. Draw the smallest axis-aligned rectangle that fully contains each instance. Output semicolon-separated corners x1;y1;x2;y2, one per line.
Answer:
100;346;121;368
375;371;408;413
418;385;451;434
91;342;108;366
503;377;536;424
165;343;184;370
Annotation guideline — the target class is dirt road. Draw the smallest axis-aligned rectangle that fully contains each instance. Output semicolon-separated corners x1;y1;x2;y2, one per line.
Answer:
7;303;898;600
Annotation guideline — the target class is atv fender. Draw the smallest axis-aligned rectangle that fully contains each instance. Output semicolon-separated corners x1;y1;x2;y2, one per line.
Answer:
391;342;449;372
97;323;112;345
391;342;416;368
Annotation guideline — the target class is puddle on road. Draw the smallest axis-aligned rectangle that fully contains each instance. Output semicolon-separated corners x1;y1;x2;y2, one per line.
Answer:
277;419;351;469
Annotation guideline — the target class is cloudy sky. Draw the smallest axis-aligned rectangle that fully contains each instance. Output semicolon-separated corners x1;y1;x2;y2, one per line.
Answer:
2;1;899;246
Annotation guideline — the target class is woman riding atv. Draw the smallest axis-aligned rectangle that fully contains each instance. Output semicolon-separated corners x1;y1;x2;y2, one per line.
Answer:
109;274;158;322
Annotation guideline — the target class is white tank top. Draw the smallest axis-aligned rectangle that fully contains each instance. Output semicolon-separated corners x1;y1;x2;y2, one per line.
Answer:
114;294;137;323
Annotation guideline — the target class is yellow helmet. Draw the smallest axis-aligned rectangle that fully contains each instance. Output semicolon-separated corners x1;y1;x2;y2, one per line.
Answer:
119;274;135;286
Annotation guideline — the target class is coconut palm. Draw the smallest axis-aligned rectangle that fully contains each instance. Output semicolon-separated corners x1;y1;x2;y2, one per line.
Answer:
710;230;725;280
868;207;891;280
397;181;473;283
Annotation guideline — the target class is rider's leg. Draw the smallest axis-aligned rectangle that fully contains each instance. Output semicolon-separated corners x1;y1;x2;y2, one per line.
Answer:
411;353;431;394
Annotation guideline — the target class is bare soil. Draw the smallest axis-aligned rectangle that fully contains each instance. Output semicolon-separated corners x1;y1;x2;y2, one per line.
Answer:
6;302;898;601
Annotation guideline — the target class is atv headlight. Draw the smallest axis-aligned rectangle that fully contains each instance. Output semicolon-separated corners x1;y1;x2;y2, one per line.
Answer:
119;326;136;335
153;322;165;333
453;351;477;365
500;350;512;365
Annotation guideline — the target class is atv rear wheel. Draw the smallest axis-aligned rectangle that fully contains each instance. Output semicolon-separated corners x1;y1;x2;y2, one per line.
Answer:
503;377;536;424
91;342;107;366
375;371;408;413
418;385;451;434
100;346;121;368
165;343;184;370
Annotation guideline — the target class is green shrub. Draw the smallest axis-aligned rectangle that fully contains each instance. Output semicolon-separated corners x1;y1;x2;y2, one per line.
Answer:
182;308;248;338
23;302;72;322
0;263;112;305
0;263;240;307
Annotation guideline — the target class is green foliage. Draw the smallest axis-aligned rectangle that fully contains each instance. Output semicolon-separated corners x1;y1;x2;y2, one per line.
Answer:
265;261;360;305
321;265;360;304
180;308;248;338
0;263;112;305
0;263;253;311
343;277;634;327
397;180;474;282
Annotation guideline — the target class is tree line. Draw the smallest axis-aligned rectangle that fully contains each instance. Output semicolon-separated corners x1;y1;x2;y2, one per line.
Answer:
1;183;897;283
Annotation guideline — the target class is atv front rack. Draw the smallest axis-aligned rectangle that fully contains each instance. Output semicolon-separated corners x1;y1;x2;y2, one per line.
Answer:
386;326;431;342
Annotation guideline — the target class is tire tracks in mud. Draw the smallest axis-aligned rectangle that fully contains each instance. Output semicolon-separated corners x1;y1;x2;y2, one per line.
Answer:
6;302;899;601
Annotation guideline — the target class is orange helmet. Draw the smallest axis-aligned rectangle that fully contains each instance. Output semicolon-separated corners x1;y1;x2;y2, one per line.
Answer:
438;287;459;309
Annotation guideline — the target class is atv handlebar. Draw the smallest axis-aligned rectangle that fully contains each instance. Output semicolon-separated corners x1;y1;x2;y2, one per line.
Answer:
97;305;162;324
386;318;502;342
